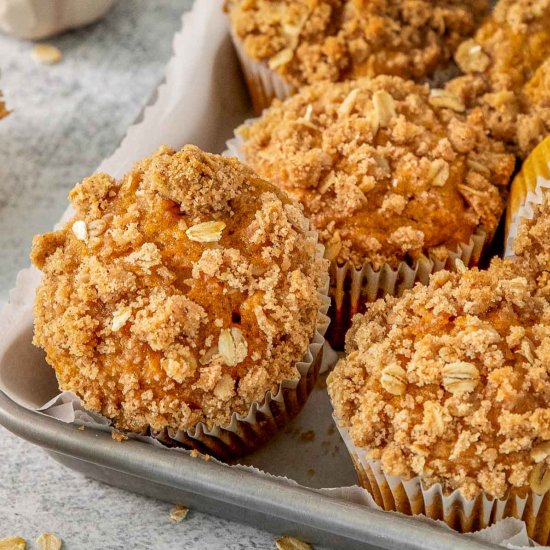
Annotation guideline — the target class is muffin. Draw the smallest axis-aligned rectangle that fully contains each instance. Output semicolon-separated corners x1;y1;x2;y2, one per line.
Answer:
31;145;329;459
231;75;516;347
327;202;550;541
449;0;550;157
227;0;490;113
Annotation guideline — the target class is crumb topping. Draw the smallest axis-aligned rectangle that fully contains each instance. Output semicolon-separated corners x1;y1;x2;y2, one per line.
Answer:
228;0;488;87
449;0;550;157
328;203;550;498
240;76;515;267
31;145;327;433
513;192;550;286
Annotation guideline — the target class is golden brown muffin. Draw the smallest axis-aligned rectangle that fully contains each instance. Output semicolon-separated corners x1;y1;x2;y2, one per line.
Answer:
228;0;489;87
328;193;550;500
31;145;327;435
328;256;550;500
239;76;515;269
449;0;550;157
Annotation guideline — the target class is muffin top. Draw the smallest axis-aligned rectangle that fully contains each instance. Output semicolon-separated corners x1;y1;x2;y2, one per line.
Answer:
513;191;550;285
239;76;515;268
31;145;327;433
327;201;550;500
228;0;489;87
449;0;550;157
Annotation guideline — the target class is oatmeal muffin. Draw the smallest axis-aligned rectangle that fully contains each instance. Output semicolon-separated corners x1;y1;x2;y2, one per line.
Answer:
31;145;328;458
239;76;515;269
450;0;550;157
328;205;550;539
227;0;489;112
236;76;515;345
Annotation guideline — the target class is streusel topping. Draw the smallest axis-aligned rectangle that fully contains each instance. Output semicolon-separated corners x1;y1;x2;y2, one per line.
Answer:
228;0;488;87
449;0;550;157
328;209;550;499
32;145;327;433
513;192;550;285
240;76;515;268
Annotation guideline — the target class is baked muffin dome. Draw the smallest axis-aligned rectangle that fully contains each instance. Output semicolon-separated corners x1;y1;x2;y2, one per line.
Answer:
31;145;327;434
239;76;515;268
328;252;550;499
228;0;489;87
449;0;550;157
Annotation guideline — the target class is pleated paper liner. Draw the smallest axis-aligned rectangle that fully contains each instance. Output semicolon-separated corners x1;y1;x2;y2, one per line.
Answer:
226;128;489;351
325;230;487;349
151;230;331;461
504;136;550;258
334;416;550;545
229;29;295;114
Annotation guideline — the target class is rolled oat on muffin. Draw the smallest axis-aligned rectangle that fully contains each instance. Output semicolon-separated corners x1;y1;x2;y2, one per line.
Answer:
31;145;329;458
449;0;550;157
233;75;515;346
227;0;489;112
327;197;550;541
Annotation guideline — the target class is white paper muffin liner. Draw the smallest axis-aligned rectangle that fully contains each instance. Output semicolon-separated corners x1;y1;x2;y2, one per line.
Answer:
333;415;550;544
229;28;295;114
504;137;550;258
226;125;488;351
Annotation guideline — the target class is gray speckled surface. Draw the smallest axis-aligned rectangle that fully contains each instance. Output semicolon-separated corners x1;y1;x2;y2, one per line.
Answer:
0;2;287;548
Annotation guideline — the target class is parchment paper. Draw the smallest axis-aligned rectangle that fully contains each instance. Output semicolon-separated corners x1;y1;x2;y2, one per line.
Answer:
0;1;540;547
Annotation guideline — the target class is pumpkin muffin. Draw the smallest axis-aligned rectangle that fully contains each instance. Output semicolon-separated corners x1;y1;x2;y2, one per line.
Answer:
449;0;550;157
227;0;489;112
236;75;515;347
327;199;550;540
238;76;515;270
31;145;328;458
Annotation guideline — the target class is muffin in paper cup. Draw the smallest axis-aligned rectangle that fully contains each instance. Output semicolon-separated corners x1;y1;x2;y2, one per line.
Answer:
30;145;331;461
505;136;550;258
226;76;515;350
225;0;490;115
327;229;550;543
229;27;295;115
